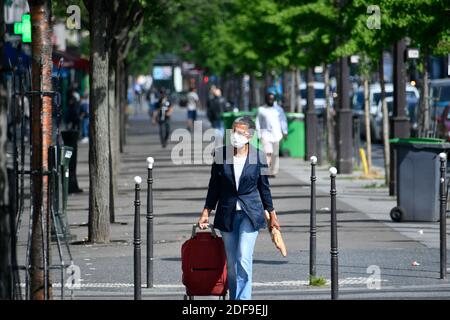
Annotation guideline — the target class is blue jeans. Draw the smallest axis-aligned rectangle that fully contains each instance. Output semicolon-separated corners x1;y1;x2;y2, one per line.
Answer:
187;110;197;120
220;210;259;300
82;117;89;138
212;119;224;137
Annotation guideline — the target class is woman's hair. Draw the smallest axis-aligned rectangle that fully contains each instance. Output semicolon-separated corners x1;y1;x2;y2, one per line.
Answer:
233;116;255;134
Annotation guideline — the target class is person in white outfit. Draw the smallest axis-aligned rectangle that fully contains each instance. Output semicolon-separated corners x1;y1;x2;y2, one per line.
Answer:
186;86;200;132
256;92;287;176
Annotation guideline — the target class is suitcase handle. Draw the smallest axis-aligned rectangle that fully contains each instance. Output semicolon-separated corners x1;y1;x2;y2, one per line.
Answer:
192;224;218;238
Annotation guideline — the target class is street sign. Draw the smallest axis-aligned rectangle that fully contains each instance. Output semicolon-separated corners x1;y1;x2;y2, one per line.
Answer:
406;48;419;59
14;14;31;43
350;55;360;64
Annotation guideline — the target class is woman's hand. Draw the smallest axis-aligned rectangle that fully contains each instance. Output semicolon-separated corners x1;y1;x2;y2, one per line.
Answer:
269;210;281;231
198;208;210;229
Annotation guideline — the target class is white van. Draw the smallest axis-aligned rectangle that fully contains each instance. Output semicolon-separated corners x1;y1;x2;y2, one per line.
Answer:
299;82;334;115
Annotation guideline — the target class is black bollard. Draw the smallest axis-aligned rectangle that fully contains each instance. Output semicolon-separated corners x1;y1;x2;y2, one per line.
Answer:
146;157;154;288
329;167;338;300
439;153;447;280
133;176;142;300
309;156;318;283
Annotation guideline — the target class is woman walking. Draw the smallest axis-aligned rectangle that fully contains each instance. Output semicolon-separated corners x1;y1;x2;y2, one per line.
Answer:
198;116;281;300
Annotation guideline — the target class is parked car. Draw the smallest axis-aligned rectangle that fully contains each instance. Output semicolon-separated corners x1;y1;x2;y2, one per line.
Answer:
352;83;419;142
299;82;334;115
373;96;411;139
430;78;450;121
436;103;450;141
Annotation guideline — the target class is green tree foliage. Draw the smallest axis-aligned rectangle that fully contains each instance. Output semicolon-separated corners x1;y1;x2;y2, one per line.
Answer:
274;0;340;68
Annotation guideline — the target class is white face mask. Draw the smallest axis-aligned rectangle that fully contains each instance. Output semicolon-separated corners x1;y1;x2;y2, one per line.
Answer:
231;132;249;149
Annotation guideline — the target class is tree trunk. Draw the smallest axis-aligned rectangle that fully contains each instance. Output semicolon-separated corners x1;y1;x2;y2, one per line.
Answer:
264;69;272;96
363;77;372;172
295;68;302;113
121;61;129;148
282;69;289;111
118;60;124;153
234;75;240;109
422;48;430;136
289;69;296;113
380;52;390;185
255;77;262;107
28;0;53;300
239;75;246;111
219;74;228;101
250;75;262;108
324;64;335;163
0;92;10;299
88;0;111;243
249;74;256;109
108;57;118;223
0;0;12;298
117;60;125;153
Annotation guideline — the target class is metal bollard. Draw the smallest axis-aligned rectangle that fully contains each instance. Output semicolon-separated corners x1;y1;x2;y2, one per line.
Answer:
309;156;318;283
133;176;142;300
439;153;447;280
146;157;154;288
329;167;339;300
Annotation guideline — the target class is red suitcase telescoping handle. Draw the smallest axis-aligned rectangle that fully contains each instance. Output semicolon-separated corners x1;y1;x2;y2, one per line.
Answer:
191;223;218;239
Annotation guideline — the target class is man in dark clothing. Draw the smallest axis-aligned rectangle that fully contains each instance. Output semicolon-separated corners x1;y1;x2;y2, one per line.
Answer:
152;89;173;148
207;87;226;136
66;85;81;131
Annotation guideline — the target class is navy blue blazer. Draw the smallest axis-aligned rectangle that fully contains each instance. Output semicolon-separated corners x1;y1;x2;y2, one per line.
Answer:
204;145;275;232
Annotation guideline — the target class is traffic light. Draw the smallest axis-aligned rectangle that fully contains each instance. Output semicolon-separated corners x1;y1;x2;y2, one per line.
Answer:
14;14;32;43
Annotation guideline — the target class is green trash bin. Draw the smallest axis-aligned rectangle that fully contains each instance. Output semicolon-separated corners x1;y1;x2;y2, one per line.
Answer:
389;137;450;222
280;113;305;158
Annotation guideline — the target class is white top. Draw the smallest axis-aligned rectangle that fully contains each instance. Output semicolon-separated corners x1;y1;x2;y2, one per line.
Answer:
233;155;247;210
256;106;283;143
187;91;199;111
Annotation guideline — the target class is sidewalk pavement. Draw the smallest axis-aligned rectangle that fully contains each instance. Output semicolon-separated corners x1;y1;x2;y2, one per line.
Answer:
17;105;450;300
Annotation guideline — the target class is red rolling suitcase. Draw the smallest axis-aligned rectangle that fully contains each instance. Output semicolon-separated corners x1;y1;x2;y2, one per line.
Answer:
181;224;228;300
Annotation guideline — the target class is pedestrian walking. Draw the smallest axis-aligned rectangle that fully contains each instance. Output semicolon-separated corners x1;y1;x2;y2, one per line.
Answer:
274;100;288;139
134;82;142;114
207;84;217;104
79;92;89;144
198;116;281;300
207;88;226;137
255;92;288;177
186;85;200;132
152;88;173;148
146;87;159;120
65;84;81;131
